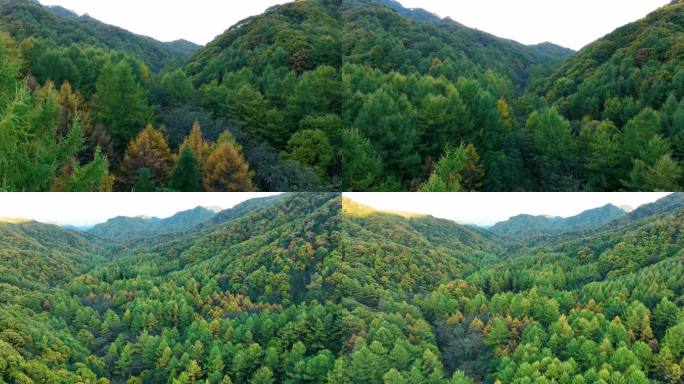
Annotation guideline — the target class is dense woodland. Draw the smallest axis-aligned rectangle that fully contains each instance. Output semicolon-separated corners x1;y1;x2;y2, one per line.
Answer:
1;192;683;383
1;0;684;190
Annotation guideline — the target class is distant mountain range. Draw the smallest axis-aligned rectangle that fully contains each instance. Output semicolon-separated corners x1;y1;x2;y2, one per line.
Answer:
87;206;219;241
489;203;628;239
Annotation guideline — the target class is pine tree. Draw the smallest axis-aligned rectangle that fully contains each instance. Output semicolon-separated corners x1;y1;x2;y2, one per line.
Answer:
202;133;253;192
119;124;174;189
53;148;114;192
168;146;203;191
420;144;483;192
92;61;150;150
181;121;211;166
250;367;275;384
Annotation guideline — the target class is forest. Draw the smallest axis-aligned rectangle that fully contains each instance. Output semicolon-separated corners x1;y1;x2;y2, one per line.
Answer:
1;0;684;191
0;192;683;383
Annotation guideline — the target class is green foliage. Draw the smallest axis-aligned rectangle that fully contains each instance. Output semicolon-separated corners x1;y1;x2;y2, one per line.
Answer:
0;0;194;70
168;146;203;192
92;61;151;149
4;0;684;190
2;193;684;383
420;144;483;192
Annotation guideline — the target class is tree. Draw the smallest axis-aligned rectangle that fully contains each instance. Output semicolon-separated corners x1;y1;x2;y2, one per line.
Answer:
353;87;421;185
486;318;509;348
250;367;274;384
339;128;383;191
581;120;621;190
228;84;287;146
132;167;157;192
420;144;483;192
53;148;114;192
92;61;150;150
653;298;679;338
168;146;203;191
0;80;84;191
627;154;681;191
525;108;581;190
286;129;333;178
118;124;174;190
181;121;211;167
160;69;194;106
203;134;254;191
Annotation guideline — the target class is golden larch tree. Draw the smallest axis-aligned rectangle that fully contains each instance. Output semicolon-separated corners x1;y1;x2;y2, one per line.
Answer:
119;124;174;189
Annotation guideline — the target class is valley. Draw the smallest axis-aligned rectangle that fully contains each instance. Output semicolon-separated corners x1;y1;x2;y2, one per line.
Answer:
1;193;683;383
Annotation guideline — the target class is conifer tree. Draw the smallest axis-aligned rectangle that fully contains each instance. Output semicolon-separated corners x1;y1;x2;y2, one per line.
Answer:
92;61;150;150
181;121;211;166
168;145;203;192
119;124;174;190
202;133;254;191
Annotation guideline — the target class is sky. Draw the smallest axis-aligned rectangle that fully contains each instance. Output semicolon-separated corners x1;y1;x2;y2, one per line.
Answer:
38;0;290;45
0;193;282;227
344;193;672;227
37;0;671;49
397;0;671;50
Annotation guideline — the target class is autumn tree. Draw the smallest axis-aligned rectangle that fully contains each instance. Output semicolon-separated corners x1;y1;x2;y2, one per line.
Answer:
118;124;174;190
202;133;254;191
181;121;211;167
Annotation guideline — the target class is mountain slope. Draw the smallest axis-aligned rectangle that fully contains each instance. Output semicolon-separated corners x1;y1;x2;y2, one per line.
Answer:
490;203;627;239
0;221;104;289
0;0;193;69
534;0;684;122
89;206;218;241
186;0;341;82
343;0;573;86
1;193;684;383
340;198;503;302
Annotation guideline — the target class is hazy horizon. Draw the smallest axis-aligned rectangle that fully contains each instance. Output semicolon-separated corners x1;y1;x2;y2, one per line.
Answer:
344;193;672;227
0;193;282;227
37;0;670;49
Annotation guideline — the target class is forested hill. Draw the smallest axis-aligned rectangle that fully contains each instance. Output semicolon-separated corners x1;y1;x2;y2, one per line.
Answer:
0;220;104;289
343;0;573;85
533;0;684;123
88;206;219;241
1;193;684;382
490;203;627;240
0;0;199;70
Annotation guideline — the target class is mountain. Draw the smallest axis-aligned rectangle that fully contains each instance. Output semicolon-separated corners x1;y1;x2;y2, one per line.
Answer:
623;192;684;221
0;0;194;69
534;0;684;122
0;220;103;289
89;206;218;240
164;38;202;56
529;41;575;60
199;193;288;228
1;193;684;383
490;203;627;239
340;197;503;300
343;0;573;86
183;0;576;191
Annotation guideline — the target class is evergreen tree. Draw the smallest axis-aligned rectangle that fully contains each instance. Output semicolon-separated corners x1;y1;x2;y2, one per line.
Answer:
168;145;203;192
420;144;483;192
92;61;150;150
